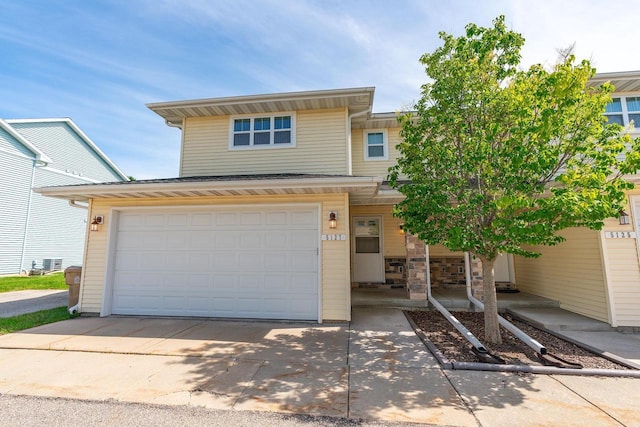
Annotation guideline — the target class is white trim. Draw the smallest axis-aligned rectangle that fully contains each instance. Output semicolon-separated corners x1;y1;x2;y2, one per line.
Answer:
228;112;296;150
6;118;128;181
363;129;389;161
39;166;102;183
605;95;640;129
632;196;640;264
101;203;322;322
0;119;52;164
0;146;36;161
598;229;617;327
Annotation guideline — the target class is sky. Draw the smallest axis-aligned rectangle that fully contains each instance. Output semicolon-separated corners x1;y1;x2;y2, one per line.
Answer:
0;0;637;179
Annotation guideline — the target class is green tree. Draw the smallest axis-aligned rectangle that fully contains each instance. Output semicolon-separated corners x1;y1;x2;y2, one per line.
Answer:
389;16;640;344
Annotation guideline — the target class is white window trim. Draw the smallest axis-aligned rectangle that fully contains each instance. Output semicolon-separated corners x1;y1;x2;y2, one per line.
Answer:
228;112;296;150
364;129;389;161
605;95;640;129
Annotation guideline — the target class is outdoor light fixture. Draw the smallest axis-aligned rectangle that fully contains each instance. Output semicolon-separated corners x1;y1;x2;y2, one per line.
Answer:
619;210;630;225
329;211;337;229
399;224;405;234
90;215;104;232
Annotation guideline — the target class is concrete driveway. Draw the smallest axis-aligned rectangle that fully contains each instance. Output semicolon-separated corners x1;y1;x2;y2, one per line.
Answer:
1;308;639;426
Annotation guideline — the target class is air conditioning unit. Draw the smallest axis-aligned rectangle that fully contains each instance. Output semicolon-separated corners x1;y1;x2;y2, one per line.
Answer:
42;258;63;272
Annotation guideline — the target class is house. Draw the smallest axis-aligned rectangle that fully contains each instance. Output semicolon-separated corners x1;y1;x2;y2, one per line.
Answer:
0;118;128;275
34;72;640;328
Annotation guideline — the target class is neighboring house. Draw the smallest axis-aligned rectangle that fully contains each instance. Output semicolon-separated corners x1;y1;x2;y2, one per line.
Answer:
0;118;128;275
35;72;640;328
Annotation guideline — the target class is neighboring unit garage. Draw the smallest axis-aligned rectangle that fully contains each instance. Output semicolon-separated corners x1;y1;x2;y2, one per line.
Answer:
103;205;320;320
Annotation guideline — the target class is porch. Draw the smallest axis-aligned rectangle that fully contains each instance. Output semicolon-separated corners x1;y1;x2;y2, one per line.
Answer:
351;287;560;311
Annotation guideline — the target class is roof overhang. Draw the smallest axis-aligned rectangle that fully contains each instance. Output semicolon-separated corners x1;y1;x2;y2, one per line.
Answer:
147;87;375;128
588;71;640;93
0;118;52;164
33;174;387;203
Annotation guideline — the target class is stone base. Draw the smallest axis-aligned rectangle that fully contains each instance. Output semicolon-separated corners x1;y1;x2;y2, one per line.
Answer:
406;289;427;300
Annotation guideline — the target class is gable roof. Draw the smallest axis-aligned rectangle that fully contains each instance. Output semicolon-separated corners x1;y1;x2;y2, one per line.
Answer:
0;118;53;163
147;87;375;128
4;118;128;181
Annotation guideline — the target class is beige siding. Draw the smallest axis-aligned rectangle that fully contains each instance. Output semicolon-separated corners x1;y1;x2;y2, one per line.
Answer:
428;245;464;257
350;205;405;257
180;108;348;177
604;188;640;326
351;127;403;178
514;228;609;322
81;193;351;321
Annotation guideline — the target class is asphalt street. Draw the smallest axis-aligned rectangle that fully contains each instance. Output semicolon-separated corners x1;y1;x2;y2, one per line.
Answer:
0;290;67;318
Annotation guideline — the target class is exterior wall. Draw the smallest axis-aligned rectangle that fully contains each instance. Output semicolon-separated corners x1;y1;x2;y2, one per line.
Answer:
82;193;351;321
9;122;123;182
351;127;403;178
0;151;33;274
0;126;35;157
514;227;610;323
180;108;349;177
23;169;89;272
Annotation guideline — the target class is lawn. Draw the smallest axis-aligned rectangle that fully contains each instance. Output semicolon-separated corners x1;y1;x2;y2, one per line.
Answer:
0;307;73;335
0;272;67;293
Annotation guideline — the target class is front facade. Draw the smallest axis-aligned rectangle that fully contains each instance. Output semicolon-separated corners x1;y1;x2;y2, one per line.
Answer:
0;118;127;275
37;73;640;326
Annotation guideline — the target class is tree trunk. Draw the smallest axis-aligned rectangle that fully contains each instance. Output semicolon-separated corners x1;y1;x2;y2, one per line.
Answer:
479;255;502;344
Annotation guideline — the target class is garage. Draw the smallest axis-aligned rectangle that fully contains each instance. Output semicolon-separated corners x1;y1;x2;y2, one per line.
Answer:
107;205;319;320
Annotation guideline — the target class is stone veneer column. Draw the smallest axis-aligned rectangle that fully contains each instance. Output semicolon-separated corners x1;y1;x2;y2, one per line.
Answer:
405;234;427;300
469;254;484;301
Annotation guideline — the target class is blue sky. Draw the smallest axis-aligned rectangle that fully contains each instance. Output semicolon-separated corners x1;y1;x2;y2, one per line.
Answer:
1;0;637;179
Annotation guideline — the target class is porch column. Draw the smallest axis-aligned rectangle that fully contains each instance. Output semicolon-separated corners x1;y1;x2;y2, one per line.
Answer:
405;234;427;300
469;254;484;301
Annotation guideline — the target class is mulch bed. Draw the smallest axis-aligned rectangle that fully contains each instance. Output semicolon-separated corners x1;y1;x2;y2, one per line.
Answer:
407;310;630;370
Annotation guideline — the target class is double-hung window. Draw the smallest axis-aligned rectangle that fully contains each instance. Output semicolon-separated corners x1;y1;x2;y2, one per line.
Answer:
605;97;640;128
364;129;389;160
230;113;295;149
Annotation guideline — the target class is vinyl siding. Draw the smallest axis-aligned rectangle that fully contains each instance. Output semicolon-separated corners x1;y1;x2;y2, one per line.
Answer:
0;152;33;274
351;127;403;178
9;122;124;182
514;228;609;322
350;205;405;257
428;245;464;257
180;108;348;177
22;169;89;272
0;127;36;158
82;193;351;321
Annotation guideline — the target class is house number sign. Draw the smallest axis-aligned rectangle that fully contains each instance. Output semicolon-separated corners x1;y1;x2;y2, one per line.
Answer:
604;231;636;239
321;234;347;241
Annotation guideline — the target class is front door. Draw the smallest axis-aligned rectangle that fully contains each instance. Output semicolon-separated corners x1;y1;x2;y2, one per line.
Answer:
352;216;385;282
494;253;513;283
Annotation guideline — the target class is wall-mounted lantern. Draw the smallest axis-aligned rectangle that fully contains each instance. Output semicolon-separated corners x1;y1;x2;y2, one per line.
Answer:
90;215;104;232
399;224;405;234
328;211;337;229
619;210;630;226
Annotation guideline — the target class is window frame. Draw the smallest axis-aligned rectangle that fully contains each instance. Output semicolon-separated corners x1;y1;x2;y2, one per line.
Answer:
605;96;640;129
363;129;389;161
228;112;296;150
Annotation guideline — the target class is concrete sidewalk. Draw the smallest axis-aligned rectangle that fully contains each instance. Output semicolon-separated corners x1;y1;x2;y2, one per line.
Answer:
0;308;638;425
0;290;67;318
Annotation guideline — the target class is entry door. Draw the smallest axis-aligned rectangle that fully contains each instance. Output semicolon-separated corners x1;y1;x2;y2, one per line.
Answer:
494;253;513;283
352;216;385;282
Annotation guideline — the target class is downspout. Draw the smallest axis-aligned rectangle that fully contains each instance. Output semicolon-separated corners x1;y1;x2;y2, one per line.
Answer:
464;252;547;355
19;159;39;274
347;108;371;175
425;245;495;357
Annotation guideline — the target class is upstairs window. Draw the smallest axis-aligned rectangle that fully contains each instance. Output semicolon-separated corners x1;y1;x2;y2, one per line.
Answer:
605;97;640;128
230;113;295;149
364;130;388;160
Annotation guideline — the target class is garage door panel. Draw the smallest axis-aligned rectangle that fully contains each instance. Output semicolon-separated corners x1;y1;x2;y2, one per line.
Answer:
111;206;319;320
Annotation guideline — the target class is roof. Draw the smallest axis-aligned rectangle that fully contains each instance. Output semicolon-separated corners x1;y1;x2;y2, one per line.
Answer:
0;118;52;163
147;87;375;128
588;70;640;93
4;118;129;181
33;173;389;204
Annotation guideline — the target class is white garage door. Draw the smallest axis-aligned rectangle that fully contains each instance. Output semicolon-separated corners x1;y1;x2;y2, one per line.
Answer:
109;206;319;320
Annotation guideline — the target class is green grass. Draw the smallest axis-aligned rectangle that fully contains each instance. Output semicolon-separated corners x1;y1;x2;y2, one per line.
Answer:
0;272;67;293
0;307;73;335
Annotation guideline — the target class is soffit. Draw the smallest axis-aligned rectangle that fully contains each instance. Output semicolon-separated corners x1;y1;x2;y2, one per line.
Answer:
148;87;375;127
588;71;640;93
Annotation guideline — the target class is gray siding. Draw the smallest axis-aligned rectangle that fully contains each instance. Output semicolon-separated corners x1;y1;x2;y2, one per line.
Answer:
10;122;124;182
22;169;89;272
0;152;33;274
0;127;35;158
